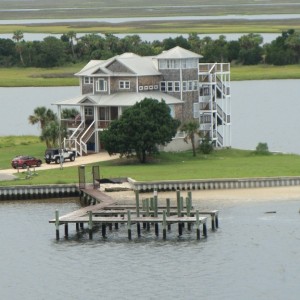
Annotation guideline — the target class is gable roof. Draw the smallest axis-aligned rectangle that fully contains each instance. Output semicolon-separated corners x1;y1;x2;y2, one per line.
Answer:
156;46;202;59
75;46;201;78
75;53;160;77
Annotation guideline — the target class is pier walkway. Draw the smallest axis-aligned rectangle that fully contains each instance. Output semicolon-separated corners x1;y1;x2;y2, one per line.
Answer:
50;186;219;241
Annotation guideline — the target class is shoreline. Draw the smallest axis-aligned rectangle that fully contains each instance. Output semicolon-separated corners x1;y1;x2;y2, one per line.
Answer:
106;186;300;207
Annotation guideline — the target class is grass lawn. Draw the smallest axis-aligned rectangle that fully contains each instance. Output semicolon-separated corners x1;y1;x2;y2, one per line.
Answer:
1;137;300;186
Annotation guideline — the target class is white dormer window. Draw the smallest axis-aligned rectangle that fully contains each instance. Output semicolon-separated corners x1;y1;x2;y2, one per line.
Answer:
84;77;93;84
119;81;130;89
96;79;107;92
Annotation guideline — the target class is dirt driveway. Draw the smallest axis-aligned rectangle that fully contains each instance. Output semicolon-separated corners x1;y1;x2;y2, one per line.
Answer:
0;152;117;180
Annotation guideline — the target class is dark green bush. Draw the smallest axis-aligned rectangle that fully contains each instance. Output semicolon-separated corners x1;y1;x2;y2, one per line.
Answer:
255;142;270;155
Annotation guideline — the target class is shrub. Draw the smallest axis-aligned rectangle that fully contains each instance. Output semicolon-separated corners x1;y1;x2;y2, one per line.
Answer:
199;137;214;154
255;142;270;155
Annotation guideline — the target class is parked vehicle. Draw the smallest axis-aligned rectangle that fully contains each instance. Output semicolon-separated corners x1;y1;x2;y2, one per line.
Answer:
11;155;42;169
44;148;76;164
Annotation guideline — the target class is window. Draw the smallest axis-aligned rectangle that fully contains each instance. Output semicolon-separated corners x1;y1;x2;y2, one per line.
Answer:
84;107;93;116
84;77;93;84
167;82;173;92
96;79;107;92
188;81;193;91
193;80;198;90
158;59;179;69
182;81;187;92
193;103;200;118
160;81;166;92
119;80;130;89
174;81;180;92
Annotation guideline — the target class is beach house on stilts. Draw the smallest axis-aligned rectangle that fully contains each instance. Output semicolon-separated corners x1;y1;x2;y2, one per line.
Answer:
54;46;231;156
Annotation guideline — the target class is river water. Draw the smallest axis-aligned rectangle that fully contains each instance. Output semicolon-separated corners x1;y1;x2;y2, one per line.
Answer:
1;79;300;154
0;196;299;300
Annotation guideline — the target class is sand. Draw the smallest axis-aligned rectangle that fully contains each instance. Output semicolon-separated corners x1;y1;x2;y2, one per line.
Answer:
104;185;300;207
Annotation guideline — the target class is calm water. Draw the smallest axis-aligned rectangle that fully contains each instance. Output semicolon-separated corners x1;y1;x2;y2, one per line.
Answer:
1;79;300;154
0;197;300;300
1;14;300;24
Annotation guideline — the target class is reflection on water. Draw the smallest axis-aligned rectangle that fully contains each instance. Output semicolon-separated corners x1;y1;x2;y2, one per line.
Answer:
0;198;300;300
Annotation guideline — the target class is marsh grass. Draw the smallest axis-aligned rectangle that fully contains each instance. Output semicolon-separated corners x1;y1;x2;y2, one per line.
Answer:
1;138;300;186
231;65;300;81
0;65;83;87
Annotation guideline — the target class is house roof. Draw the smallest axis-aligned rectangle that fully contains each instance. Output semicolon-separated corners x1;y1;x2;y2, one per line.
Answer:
75;46;201;77
54;92;183;107
156;46;202;59
75;54;160;77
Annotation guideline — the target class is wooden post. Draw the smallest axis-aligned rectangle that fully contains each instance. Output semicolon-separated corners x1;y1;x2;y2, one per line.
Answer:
88;211;93;239
196;210;200;240
188;191;193;209
211;213;215;231
203;222;207;237
216;214;219;228
64;223;68;238
146;199;150;231
102;223;106;238
163;210;167;240
135;190;141;237
55;210;60;240
178;222;183;236
186;197;191;231
127;210;132;240
176;190;181;216
154;190;159;236
166;198;171;230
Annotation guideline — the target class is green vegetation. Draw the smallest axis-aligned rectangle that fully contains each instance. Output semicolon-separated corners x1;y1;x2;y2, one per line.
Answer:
102;98;180;163
0;65;81;87
1;137;300;186
231;65;300;81
0;136;44;169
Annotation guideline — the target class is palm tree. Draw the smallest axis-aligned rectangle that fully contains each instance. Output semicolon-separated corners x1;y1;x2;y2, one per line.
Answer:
29;107;59;147
66;31;77;59
12;30;25;65
28;106;57;131
181;120;200;157
40;120;60;148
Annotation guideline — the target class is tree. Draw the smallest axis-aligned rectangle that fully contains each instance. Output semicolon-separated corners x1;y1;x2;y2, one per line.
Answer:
38;36;66;67
101;98;181;163
181;120;200;157
28;106;57;131
12;30;25;65
40;120;60;148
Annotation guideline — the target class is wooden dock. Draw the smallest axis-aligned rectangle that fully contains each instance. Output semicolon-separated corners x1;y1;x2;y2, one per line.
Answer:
49;185;219;241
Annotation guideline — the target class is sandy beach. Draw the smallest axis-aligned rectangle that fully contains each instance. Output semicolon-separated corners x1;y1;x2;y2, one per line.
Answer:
104;185;300;207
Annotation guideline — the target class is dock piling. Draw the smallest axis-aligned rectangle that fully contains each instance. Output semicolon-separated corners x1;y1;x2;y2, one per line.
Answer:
55;210;60;240
163;210;167;240
88;211;93;240
127;210;132;240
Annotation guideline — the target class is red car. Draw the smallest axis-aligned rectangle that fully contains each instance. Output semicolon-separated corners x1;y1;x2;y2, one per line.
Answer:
11;156;42;169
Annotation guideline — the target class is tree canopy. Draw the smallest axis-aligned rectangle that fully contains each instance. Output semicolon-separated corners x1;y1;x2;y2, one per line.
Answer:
1;29;300;67
101;98;181;163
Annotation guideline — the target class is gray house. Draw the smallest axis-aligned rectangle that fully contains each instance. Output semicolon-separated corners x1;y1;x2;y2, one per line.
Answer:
54;46;231;155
